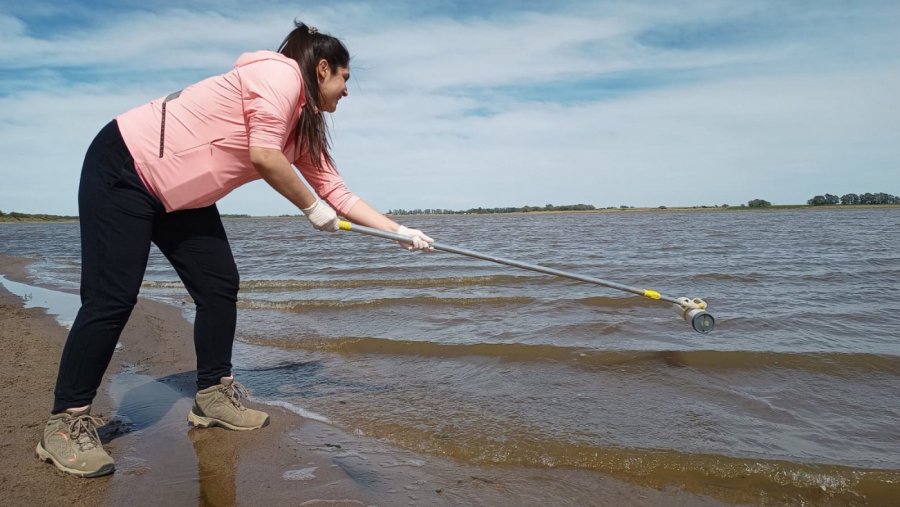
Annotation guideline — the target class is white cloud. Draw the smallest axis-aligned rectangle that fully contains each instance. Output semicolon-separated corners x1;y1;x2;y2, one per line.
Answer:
1;1;898;215
327;67;900;211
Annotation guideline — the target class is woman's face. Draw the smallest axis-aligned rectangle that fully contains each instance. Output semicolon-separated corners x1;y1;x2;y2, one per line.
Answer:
317;62;349;113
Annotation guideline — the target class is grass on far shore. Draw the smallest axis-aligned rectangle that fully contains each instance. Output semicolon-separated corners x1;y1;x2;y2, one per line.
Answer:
0;214;78;223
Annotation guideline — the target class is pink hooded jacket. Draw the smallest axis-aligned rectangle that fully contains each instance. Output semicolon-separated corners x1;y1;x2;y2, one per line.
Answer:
116;51;359;214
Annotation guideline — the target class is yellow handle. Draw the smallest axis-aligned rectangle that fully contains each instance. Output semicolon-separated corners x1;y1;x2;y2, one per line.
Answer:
643;289;661;300
338;220;352;231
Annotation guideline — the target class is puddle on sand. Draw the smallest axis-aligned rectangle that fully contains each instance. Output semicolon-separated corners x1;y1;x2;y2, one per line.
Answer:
104;371;200;506
0;275;80;328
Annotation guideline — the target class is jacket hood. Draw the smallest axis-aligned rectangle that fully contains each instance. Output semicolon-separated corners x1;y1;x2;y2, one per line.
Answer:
234;50;306;110
235;50;301;73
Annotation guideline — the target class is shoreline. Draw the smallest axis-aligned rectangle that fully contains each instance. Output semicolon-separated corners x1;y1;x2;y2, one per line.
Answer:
381;203;900;218
2;204;898;224
0;253;746;506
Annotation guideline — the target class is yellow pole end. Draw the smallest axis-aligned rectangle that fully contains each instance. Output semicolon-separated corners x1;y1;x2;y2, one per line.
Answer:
643;289;661;300
338;220;352;231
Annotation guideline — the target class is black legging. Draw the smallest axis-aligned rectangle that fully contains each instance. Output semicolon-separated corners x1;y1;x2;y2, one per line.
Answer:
52;120;240;414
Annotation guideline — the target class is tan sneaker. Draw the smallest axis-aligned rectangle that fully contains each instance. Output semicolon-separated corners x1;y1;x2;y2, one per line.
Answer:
36;410;115;478
188;377;269;431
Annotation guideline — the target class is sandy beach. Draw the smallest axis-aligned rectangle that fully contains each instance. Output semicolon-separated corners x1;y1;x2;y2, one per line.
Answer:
0;253;747;506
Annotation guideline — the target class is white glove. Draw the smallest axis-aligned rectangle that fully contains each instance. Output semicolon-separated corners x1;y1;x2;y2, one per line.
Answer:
301;200;339;232
396;225;434;252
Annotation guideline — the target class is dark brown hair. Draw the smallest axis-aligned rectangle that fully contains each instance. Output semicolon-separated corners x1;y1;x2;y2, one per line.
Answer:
278;20;350;169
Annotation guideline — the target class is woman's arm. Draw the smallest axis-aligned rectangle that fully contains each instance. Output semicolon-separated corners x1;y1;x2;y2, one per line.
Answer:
250;147;317;210
251;147;338;231
342;199;400;231
344;199;434;251
291;155;432;249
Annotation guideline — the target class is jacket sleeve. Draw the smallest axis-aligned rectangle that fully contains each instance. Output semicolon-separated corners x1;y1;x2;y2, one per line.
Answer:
294;151;360;215
239;60;301;150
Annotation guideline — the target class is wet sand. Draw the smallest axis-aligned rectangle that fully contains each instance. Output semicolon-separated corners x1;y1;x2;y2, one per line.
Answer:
0;253;743;506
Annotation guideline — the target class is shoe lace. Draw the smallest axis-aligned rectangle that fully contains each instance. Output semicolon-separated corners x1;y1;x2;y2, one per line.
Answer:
223;381;250;411
67;414;106;452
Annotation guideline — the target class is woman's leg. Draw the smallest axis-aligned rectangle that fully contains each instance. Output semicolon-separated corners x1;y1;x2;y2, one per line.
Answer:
151;205;239;390
152;206;268;431
52;120;161;414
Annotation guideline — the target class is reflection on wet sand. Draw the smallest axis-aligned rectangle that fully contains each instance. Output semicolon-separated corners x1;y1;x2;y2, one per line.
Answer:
189;427;237;507
104;371;199;506
104;370;242;507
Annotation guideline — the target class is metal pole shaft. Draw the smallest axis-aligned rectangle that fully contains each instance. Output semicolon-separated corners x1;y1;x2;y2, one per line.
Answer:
338;220;683;305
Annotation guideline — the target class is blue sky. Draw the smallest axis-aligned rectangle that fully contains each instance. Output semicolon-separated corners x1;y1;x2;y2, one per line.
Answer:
1;0;898;215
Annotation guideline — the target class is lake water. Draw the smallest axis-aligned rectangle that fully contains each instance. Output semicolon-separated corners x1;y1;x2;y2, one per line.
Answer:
2;209;899;505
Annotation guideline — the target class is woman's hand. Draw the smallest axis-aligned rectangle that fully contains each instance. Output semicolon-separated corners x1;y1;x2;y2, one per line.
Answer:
396;225;434;252
301;200;340;232
341;199;434;251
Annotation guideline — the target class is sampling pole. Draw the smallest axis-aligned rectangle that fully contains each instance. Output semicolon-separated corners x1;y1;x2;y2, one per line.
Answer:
337;220;715;333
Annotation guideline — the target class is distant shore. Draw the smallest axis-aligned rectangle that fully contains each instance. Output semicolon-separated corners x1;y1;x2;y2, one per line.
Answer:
386;204;900;218
0;217;78;223
3;204;897;223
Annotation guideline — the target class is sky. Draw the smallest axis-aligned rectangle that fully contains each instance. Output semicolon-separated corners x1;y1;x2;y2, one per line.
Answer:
1;0;898;215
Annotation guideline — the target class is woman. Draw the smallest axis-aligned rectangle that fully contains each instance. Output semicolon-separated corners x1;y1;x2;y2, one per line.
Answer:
36;21;434;478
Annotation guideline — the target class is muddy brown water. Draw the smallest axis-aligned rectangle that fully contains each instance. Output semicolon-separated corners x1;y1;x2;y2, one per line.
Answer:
3;208;899;505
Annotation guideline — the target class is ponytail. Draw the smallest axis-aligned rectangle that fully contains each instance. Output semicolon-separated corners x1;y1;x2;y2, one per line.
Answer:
278;20;350;169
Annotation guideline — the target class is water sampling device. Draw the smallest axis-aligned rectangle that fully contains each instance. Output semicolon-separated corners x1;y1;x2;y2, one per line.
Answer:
337;220;715;333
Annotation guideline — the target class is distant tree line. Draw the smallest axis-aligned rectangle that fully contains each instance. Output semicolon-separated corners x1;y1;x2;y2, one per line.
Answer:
807;193;899;206
0;210;79;221
747;199;772;208
386;204;597;215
